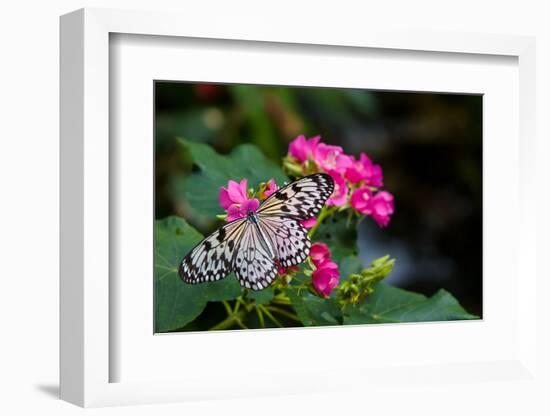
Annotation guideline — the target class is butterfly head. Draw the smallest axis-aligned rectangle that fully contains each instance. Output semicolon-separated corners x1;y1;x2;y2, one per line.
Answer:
246;210;259;224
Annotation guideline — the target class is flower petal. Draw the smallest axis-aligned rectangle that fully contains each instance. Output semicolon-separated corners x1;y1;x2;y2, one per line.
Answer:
241;198;260;213
350;186;373;214
219;186;233;210
326;171;348;206
289;134;309;162
301;217;317;229
370;191;394;227
226;204;245;222
226;179;246;204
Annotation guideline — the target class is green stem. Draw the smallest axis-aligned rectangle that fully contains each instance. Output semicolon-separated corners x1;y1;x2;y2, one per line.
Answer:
222;300;233;316
272;297;292;306
308;206;337;239
255;306;266;328
211;298;251;331
233;297;242;314
209;310;247;331
235;317;248;330
265;306;301;322
259;305;284;328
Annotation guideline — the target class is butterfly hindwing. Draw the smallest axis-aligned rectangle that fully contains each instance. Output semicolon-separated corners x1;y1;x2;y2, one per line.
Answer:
233;223;278;290
257;215;311;268
179;218;247;284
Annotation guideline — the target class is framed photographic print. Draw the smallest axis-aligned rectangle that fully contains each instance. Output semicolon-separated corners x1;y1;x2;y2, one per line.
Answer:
153;81;481;334
60;7;540;409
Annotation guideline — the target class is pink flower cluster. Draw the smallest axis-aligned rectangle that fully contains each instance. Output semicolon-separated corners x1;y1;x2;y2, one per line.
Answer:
287;134;394;227
310;242;339;297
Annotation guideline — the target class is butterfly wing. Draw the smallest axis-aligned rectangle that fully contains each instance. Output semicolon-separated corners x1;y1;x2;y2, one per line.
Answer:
179;218;247;284
257;215;311;268
233;223;278;291
179;217;277;291
256;173;334;268
257;173;334;220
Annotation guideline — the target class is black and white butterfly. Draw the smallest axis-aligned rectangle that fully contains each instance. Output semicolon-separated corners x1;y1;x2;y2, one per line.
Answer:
179;173;335;291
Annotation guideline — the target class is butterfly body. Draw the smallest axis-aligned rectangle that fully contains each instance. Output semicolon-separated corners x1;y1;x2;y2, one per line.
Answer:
179;173;334;291
247;210;277;260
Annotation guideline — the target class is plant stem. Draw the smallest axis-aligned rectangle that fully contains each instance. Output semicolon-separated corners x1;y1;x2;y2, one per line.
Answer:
272;297;291;306
210;298;251;331
235;317;248;330
222;300;233;316
255;306;266;328
265;306;301;322
209;310;247;331
233;297;242;314
308;206;337;239
259;305;284;328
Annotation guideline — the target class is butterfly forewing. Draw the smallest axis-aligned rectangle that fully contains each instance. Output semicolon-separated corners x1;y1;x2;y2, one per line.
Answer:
257;173;334;220
179;218;247;284
257;215;311;268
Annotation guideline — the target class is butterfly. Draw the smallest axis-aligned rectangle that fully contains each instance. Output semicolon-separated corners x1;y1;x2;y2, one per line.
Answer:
179;173;335;291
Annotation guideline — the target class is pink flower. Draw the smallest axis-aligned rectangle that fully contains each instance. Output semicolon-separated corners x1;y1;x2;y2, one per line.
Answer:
370;191;394;227
288;134;321;162
301;217;317;229
312;260;340;297
350;186;373;214
226;198;260;222
326;171;348;206
345;153;383;187
313;143;352;174
277;265;299;276
219;179;247;209
219;179;260;222
261;179;279;200
310;242;331;268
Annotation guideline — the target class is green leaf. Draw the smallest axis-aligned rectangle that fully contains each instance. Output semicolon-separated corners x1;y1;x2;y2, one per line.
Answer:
343;283;478;325
155;216;241;332
287;290;342;326
312;211;358;262
249;287;275;305
338;255;363;280
174;139;287;219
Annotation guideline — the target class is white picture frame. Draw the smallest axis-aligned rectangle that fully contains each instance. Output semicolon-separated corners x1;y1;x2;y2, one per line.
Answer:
60;7;539;408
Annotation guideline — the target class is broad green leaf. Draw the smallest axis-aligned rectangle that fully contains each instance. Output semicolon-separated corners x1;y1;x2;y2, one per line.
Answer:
287;289;342;326
249;287;275;305
338;255;363;280
174;139;287;219
155;216;241;332
312;211;358;262
343;283;478;325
